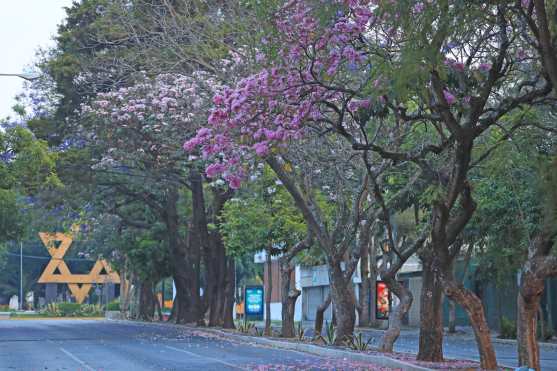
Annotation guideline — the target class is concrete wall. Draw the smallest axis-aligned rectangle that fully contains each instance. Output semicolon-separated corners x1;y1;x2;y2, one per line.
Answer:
263;264;304;322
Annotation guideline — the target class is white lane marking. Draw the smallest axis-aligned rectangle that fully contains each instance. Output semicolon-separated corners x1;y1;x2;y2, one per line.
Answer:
59;347;95;371
164;345;246;370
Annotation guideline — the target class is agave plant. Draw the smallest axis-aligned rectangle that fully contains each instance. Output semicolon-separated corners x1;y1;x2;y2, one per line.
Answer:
318;321;337;345
43;303;62;317
346;332;373;351
254;326;263;337
237;320;255;334
296;322;305;341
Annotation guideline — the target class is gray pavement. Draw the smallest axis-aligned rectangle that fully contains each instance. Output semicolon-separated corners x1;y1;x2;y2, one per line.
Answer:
0;319;392;371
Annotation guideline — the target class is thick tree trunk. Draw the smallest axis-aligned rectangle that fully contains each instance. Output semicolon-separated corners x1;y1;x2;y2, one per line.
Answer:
208;239;226;327
517;293;542;370
314;293;331;336
190;169;212;325
379;276;413;353
264;247;273;336
417;254;444;362
448;301;456;333
329;260;356;344
358;242;371;327
280;261;300;338
138;280;155;321
222;258;236;329
517;273;544;370
441;271;497;370
120;258;131;317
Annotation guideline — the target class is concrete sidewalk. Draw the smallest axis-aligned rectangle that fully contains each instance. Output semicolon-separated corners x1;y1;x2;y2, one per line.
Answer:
250;322;555;369
350;326;556;369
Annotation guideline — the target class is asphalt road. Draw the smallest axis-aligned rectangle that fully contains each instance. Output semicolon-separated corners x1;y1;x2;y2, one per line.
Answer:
0;319;390;371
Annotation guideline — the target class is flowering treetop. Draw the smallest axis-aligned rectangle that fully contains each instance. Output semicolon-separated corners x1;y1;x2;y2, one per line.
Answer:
184;0;530;188
83;72;221;173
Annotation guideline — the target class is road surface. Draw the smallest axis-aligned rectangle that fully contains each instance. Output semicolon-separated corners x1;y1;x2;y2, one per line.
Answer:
0;319;390;371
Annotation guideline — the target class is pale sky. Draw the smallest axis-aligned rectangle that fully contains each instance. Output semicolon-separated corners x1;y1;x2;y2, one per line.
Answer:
0;0;73;119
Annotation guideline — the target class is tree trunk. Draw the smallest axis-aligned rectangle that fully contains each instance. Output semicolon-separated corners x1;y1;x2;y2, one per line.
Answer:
517;273;544;370
264;246;273;336
280;260;299;338
329;260;356;344
138;280;155;321
368;237;378;328
120;257;131;317
448;300;456;333
222;258;236;329
379;276;413;353
441;271;497;370
166;185;203;325
190;169;212;325
314;293;331;337
417;254;444;362
358;241;371;327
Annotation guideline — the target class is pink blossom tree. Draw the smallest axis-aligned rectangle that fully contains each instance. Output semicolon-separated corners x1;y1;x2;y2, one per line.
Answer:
187;1;554;367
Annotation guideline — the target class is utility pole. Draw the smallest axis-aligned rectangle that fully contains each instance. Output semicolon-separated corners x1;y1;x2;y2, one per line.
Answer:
20;242;23;311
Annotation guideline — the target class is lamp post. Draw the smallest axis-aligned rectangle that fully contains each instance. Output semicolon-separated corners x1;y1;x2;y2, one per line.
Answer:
20;242;23;311
0;72;41;81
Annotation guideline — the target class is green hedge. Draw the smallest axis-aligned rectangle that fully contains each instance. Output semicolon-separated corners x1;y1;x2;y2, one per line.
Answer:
58;303;82;316
41;302;104;317
106;301;120;311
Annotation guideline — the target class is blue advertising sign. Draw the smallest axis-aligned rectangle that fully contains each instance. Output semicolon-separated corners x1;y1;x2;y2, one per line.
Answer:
245;285;264;320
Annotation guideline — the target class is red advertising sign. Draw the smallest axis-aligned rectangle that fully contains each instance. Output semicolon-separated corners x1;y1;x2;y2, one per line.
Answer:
376;281;391;319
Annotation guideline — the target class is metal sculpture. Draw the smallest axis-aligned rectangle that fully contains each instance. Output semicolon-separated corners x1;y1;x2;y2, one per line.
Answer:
37;232;120;304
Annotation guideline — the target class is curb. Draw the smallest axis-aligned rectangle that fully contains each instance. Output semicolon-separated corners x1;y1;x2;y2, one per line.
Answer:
189;326;434;371
492;336;557;349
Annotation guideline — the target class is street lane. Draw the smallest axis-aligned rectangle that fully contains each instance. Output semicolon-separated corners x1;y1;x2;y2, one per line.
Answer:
0;320;392;371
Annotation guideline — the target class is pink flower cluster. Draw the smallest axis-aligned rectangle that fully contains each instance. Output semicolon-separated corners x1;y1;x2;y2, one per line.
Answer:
185;0;383;188
83;72;220;166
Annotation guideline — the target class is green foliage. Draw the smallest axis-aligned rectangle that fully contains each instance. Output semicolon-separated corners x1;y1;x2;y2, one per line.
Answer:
78;303;104;317
318;321;337;345
220;166;306;258
0;125;60;243
57;302;82;316
43;303;62;317
346;332;373;351
498;317;516;339
41;302;103;317
236;320;255;334
106;300;120;311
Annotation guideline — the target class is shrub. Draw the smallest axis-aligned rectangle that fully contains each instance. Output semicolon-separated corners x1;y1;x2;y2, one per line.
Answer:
106;301;120;311
42;303;62;317
318;321;337;345
79;304;103;317
499;316;516;339
346;332;373;351
58;302;82;316
237;320;255;334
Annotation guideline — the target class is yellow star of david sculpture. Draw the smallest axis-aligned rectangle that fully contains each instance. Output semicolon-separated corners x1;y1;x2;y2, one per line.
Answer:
37;232;120;304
